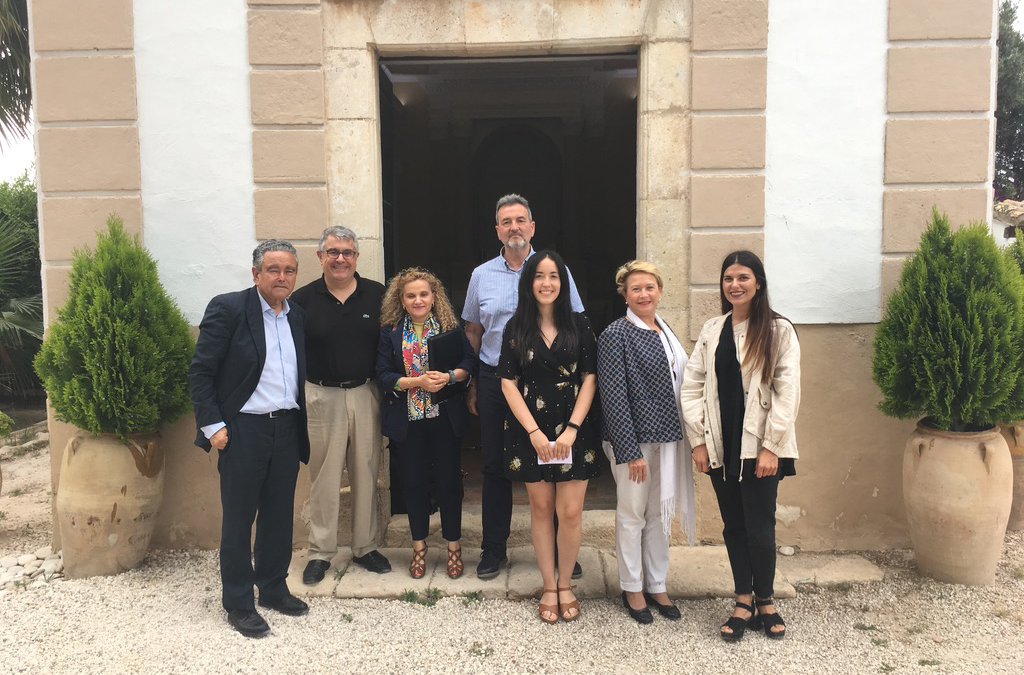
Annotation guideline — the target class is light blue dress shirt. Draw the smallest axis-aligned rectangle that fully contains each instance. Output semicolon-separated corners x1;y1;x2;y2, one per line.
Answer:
201;293;300;439
462;247;585;367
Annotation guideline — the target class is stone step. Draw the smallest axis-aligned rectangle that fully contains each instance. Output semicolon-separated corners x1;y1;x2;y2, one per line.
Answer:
776;552;885;587
383;508;618;549
287;546;882;602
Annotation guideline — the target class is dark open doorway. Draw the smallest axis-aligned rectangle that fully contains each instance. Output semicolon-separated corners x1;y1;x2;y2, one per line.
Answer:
379;54;639;508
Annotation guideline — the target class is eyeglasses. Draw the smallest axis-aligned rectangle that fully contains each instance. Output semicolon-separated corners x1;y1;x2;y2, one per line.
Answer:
323;248;357;260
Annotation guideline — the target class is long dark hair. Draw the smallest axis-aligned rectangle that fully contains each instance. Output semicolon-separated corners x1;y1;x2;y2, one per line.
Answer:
505;250;579;366
719;250;791;381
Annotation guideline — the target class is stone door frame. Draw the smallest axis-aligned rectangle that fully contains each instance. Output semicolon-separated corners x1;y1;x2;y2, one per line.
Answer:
250;0;770;340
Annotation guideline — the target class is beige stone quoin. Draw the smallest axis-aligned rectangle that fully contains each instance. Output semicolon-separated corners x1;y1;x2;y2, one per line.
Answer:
882;0;995;298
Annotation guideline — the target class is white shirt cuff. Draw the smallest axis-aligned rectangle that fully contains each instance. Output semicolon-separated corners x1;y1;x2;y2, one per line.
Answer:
201;421;226;439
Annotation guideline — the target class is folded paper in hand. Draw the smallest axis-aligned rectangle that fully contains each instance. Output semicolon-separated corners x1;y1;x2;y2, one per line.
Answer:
538;441;572;465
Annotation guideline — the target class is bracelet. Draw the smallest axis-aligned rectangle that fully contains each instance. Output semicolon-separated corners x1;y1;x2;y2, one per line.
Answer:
566;421;581;431
528;428;540;435
448;369;456;384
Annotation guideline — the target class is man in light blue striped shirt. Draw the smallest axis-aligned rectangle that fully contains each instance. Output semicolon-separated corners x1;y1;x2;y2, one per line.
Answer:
463;193;584;579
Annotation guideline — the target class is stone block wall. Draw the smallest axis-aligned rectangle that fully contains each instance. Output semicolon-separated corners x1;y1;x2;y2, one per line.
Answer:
687;0;767;339
248;0;332;289
881;0;995;299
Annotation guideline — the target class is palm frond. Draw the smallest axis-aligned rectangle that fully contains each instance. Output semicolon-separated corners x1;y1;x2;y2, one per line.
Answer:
2;293;40;318
0;216;30;288
0;304;43;343
0;0;31;143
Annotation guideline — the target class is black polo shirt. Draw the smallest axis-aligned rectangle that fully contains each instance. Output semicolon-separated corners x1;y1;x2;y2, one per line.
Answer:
289;273;385;383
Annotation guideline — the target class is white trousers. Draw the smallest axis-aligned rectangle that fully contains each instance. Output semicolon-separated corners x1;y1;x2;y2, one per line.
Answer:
605;441;670;593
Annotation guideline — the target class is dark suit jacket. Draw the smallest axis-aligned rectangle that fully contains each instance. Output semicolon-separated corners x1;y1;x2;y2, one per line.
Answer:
375;324;477;443
188;286;311;464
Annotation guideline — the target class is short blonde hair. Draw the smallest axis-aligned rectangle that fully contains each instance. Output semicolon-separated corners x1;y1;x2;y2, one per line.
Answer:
614;260;664;296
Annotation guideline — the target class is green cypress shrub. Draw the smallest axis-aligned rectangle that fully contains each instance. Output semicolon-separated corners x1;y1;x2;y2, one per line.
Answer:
873;209;1024;432
1008;228;1024;276
34;216;194;440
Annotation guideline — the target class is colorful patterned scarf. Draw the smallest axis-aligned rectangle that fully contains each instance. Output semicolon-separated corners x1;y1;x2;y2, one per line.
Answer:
402;313;441;421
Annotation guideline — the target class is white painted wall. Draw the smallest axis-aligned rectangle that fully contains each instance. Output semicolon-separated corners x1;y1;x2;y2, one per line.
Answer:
764;0;888;323
134;0;255;324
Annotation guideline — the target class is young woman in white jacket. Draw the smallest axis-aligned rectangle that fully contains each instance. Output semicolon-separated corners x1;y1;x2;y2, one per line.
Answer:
681;250;800;642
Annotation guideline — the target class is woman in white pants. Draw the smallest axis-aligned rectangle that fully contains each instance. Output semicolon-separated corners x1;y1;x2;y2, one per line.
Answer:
597;260;696;624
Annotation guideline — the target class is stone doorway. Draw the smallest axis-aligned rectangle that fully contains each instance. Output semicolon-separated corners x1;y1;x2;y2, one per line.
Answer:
378;55;638;332
378;55;639;509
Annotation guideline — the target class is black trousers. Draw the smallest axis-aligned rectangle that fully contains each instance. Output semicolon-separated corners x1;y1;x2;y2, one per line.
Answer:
709;463;780;599
477;368;512;555
217;411;300;612
393;409;463;542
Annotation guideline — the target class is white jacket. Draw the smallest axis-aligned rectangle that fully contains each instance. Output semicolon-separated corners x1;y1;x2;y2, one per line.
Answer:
681;313;801;471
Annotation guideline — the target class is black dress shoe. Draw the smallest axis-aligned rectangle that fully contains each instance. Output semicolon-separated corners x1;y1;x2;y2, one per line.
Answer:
258;593;309;616
303;559;331;585
572;562;583;580
352;550;392;574
227;609;270;638
643;591;681;620
621;591;654;625
476;550;508;580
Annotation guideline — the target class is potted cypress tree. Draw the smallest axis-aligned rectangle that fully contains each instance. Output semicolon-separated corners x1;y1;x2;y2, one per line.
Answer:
873;210;1024;585
34;216;194;578
1003;230;1024;531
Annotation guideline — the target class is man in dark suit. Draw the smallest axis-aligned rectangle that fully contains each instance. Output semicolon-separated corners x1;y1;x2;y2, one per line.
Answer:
189;239;310;638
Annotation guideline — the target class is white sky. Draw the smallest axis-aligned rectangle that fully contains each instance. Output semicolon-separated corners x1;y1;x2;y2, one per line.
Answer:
0;131;33;183
1;1;1023;184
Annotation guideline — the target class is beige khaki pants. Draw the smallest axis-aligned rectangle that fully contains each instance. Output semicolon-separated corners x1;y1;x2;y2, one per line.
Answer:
305;381;382;560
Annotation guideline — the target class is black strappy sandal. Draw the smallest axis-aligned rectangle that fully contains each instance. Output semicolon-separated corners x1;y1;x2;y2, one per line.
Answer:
720;600;756;642
755;597;786;639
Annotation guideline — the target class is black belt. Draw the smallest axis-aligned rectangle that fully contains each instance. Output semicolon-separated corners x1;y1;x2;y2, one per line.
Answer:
241;408;296;419
479;363;498;373
308;378;369;389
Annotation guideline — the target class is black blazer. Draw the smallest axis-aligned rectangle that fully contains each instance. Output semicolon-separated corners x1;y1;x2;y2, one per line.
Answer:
188;286;311;463
375;324;477;443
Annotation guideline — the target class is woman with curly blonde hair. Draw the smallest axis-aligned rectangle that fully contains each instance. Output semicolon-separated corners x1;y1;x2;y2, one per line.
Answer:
376;268;477;579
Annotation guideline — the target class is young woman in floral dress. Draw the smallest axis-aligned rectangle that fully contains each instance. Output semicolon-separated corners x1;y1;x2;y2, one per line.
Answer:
498;250;600;624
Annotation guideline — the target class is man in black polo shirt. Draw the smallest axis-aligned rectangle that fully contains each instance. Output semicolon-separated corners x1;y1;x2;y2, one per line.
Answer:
290;226;391;581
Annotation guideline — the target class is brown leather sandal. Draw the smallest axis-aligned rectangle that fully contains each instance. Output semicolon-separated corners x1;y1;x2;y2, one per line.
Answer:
538;589;559;625
409;544;428;579
558;586;580;622
446;546;464;579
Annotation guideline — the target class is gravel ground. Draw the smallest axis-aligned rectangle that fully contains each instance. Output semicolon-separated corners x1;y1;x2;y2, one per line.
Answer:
1;532;1022;675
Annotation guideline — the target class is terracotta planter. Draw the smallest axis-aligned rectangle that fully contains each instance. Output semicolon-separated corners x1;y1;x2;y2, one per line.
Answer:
1000;422;1024;531
904;422;1012;585
56;433;164;578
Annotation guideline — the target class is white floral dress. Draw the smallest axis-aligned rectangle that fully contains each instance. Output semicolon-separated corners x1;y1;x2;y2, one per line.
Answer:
498;312;600;483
